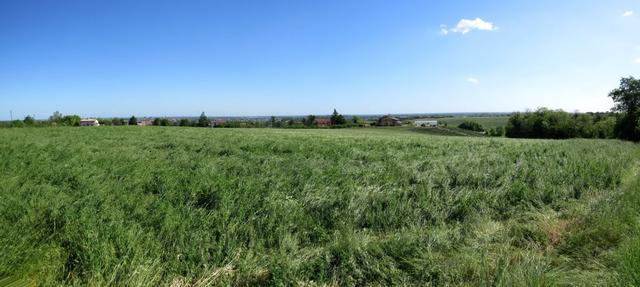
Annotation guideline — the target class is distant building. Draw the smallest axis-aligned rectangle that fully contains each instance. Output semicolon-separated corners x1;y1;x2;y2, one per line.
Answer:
137;119;153;126
80;118;100;127
314;118;331;127
414;120;438;127
210;119;225;127
376;115;402;126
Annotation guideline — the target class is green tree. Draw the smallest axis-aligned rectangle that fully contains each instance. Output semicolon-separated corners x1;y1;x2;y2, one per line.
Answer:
61;115;81;126
179;118;192;126
458;120;484;132
23;115;35;126
98;118;112;126
593;116;616;139
11;120;24;128
505;108;615;139
128;116;138;126
198;112;209;127
304;115;316;127
609;76;640;141
112;118;124;126
49;111;63;124
330;109;346;125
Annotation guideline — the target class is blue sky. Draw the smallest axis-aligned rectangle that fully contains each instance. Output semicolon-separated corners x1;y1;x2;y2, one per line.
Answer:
1;0;639;120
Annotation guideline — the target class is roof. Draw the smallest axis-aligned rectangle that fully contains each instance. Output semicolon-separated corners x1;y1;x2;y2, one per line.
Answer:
314;118;331;123
379;115;401;121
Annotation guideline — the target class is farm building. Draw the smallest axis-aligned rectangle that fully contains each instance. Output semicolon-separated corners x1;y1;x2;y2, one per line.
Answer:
137;119;153;126
80;118;100;127
314;118;331;127
414;120;438;127
377;115;402;126
210;119;225;127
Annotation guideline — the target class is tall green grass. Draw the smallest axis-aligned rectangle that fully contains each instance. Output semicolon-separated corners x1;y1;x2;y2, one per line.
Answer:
0;127;637;285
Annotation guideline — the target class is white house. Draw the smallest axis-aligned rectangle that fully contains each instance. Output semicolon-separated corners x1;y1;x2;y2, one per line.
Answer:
80;118;100;127
414;120;438;127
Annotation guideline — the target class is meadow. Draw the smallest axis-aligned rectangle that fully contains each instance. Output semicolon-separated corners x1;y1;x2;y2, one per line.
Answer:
1;127;639;286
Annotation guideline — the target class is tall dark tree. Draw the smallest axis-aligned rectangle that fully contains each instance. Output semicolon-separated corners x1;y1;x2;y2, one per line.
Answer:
23;115;35;126
128;116;138;126
49;111;63;123
304;115;316;126
609;76;640;141
198;112;209;127
330;109;346;125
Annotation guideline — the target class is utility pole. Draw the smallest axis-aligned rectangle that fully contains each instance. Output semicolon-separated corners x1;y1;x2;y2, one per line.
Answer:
9;110;12;121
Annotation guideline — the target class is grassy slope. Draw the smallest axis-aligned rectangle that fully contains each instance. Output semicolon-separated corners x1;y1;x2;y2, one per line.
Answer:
408;126;486;137
0;127;638;286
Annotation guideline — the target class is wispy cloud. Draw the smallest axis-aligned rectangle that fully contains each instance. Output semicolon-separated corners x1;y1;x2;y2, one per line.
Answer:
635;58;640;64
623;11;634;17
467;77;480;84
441;18;497;35
439;25;449;35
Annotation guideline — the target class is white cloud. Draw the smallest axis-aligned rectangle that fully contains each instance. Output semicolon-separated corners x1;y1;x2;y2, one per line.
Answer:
439;25;449;35
623;11;634;17
635;58;640;64
441;18;497;35
467;77;480;84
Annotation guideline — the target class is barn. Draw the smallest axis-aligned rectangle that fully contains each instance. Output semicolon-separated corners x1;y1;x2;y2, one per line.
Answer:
377;115;402;126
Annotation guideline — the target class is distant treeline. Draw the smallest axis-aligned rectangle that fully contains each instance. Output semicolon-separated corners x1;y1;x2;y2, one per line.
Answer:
505;109;616;139
0;111;81;128
0;109;365;129
504;77;640;141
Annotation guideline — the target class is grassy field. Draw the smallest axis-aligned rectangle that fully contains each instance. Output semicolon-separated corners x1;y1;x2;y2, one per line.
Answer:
408;126;486;137
1;127;639;286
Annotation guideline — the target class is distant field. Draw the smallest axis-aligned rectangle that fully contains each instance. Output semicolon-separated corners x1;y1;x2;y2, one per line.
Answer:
415;116;510;128
1;127;638;286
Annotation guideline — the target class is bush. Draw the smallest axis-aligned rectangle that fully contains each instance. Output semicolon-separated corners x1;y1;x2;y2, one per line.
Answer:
61;115;81;126
488;127;505;137
458;121;484;132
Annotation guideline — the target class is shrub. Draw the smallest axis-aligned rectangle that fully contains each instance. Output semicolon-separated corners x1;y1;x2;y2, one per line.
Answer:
458;120;484;132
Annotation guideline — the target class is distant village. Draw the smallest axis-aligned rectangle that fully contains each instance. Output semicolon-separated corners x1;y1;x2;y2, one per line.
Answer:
12;109;444;129
80;114;438;128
